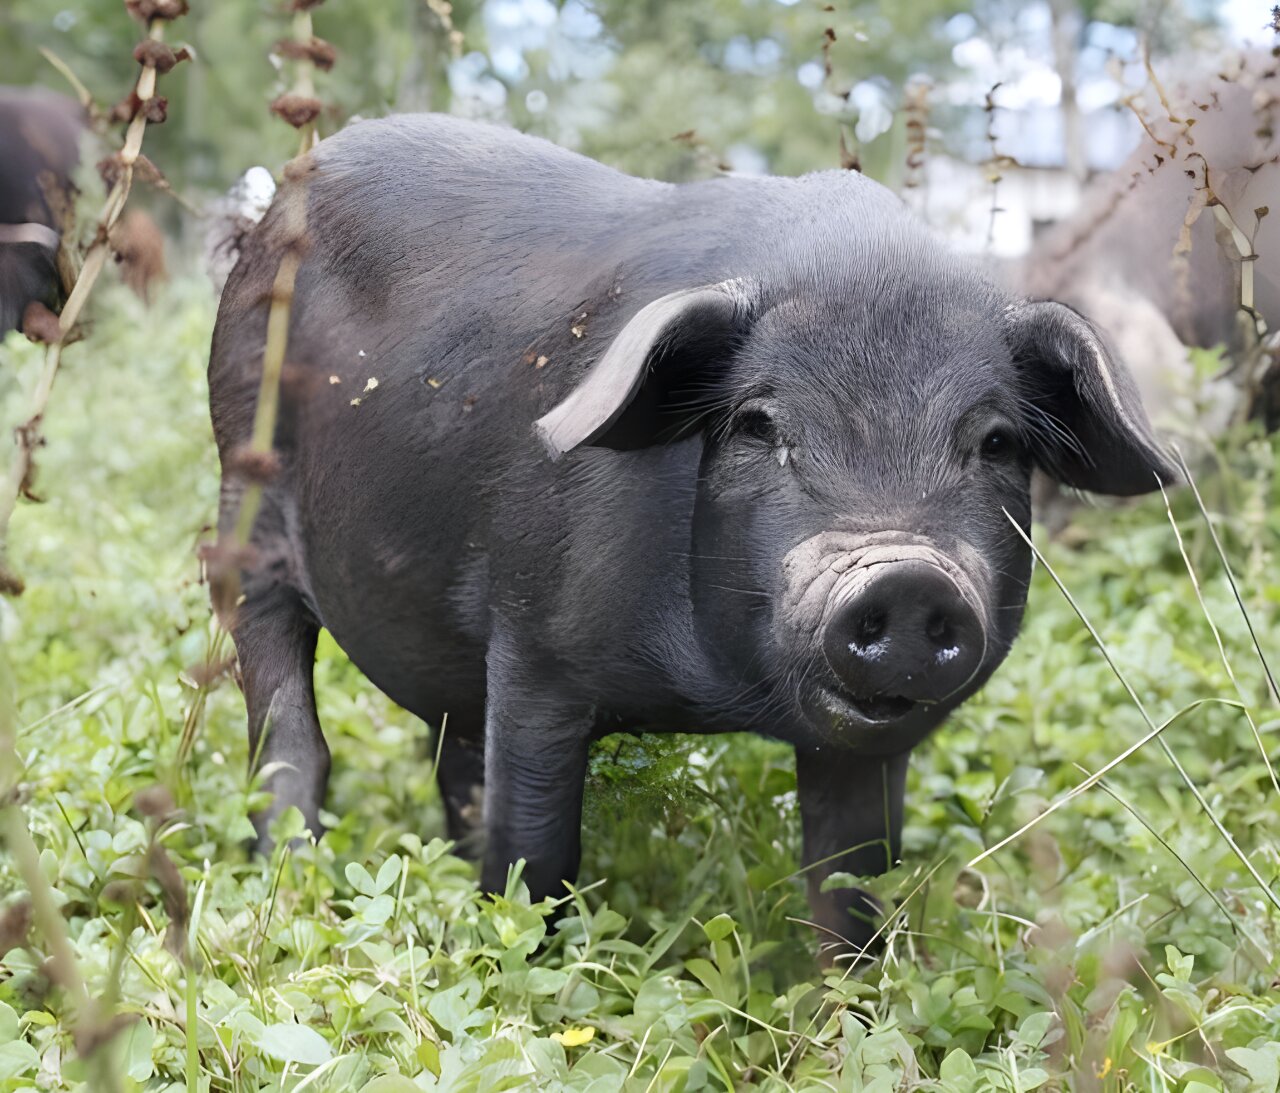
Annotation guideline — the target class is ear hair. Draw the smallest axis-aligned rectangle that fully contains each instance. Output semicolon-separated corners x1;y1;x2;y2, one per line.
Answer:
534;279;756;460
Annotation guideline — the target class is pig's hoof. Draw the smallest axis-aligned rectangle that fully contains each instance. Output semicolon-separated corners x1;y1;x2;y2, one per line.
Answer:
810;888;885;969
248;807;325;858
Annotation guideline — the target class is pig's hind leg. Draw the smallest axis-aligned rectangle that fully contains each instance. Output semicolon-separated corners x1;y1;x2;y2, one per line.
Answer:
233;585;330;853
434;730;486;857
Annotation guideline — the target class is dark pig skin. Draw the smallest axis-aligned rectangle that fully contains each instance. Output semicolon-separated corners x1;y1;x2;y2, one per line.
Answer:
209;114;1174;959
0;86;83;337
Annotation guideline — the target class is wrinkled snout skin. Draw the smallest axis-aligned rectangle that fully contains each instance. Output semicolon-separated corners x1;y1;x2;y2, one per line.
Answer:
777;532;1013;751
209;114;1173;963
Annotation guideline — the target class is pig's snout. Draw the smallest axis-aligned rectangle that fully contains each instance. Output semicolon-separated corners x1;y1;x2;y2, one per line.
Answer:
820;560;985;721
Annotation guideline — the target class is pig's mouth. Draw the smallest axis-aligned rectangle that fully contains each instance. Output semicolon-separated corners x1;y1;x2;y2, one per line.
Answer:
816;684;918;725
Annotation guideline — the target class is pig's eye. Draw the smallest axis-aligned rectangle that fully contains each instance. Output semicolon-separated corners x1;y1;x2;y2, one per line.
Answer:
733;408;778;445
981;428;1016;459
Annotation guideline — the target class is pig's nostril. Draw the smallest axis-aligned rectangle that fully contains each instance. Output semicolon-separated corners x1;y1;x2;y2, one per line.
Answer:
925;611;953;647
821;561;986;713
852;608;886;650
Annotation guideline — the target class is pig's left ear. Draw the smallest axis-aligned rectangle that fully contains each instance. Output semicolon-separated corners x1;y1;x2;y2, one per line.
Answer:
534;279;756;459
1005;300;1178;496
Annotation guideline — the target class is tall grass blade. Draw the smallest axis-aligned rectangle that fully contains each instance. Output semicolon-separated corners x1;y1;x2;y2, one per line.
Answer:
1173;446;1280;706
1159;478;1280;796
1003;509;1280;913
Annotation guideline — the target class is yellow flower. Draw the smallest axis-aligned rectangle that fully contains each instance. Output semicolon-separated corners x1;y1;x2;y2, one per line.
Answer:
552;1026;596;1048
1095;1057;1112;1078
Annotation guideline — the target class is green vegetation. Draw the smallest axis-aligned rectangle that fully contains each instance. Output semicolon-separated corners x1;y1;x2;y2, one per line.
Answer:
0;0;1224;195
0;281;1277;1089
2;0;1277;1087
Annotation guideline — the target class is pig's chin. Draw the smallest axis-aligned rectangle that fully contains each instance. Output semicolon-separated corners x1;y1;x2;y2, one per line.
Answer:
813;683;918;726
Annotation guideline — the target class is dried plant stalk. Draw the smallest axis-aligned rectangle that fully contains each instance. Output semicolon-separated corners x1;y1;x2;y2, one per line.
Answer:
0;13;187;1087
983;83;1013;249
207;0;330;626
902;78;930;191
234;194;306;551
0;16;184;592
270;3;331;156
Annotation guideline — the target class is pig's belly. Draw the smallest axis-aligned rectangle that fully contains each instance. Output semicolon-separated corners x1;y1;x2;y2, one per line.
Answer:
296;486;492;737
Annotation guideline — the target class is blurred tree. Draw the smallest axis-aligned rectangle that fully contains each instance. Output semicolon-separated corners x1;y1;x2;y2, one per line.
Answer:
0;0;1232;209
0;0;481;193
498;0;973;182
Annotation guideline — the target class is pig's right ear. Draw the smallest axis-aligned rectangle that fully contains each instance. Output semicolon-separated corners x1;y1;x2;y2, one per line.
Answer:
534;280;756;459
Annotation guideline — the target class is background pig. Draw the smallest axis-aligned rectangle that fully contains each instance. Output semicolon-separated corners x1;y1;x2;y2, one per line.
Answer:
0;87;83;338
209;114;1174;956
1024;51;1279;434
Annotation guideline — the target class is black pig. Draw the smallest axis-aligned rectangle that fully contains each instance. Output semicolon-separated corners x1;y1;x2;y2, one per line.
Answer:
0;87;82;338
209;115;1173;956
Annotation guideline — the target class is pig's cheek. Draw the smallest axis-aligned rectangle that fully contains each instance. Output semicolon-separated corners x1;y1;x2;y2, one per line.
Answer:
947;540;993;604
948;538;996;629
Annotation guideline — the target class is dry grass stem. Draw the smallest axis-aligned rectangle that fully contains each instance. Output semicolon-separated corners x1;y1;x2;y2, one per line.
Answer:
0;9;186;1087
0;15;185;592
999;510;1280;913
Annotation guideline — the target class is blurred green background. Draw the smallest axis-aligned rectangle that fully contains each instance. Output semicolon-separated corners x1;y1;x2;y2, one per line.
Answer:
0;0;1243;200
2;3;1279;1091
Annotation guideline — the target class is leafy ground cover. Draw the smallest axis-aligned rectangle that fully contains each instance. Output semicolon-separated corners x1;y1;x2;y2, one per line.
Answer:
0;279;1277;1091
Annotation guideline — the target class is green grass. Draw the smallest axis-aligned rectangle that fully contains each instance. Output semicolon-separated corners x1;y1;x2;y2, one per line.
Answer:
0;279;1278;1091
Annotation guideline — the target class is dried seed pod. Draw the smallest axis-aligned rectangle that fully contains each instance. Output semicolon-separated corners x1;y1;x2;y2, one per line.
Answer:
130;153;166;186
133;39;179;72
140;95;169;123
0;565;25;596
270;93;323;129
275;36;337;71
0;899;32;954
133;40;193;74
99;880;140;906
109;90;141;123
133;784;176;819
98;152;125;189
125;0;190;21
200;538;260;621
227;444;282;485
197;538;259;576
282;154;317;184
15;417;45;502
183;653;237;689
112;210;167;303
108;91;167;124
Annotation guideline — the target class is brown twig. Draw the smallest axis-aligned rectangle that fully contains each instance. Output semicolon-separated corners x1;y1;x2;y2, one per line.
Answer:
0;7;187;1083
0;14;188;594
205;1;330;633
983;83;1013;250
270;3;331;156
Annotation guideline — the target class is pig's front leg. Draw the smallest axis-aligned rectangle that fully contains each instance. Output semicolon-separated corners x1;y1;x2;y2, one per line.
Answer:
480;631;595;901
795;747;910;962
